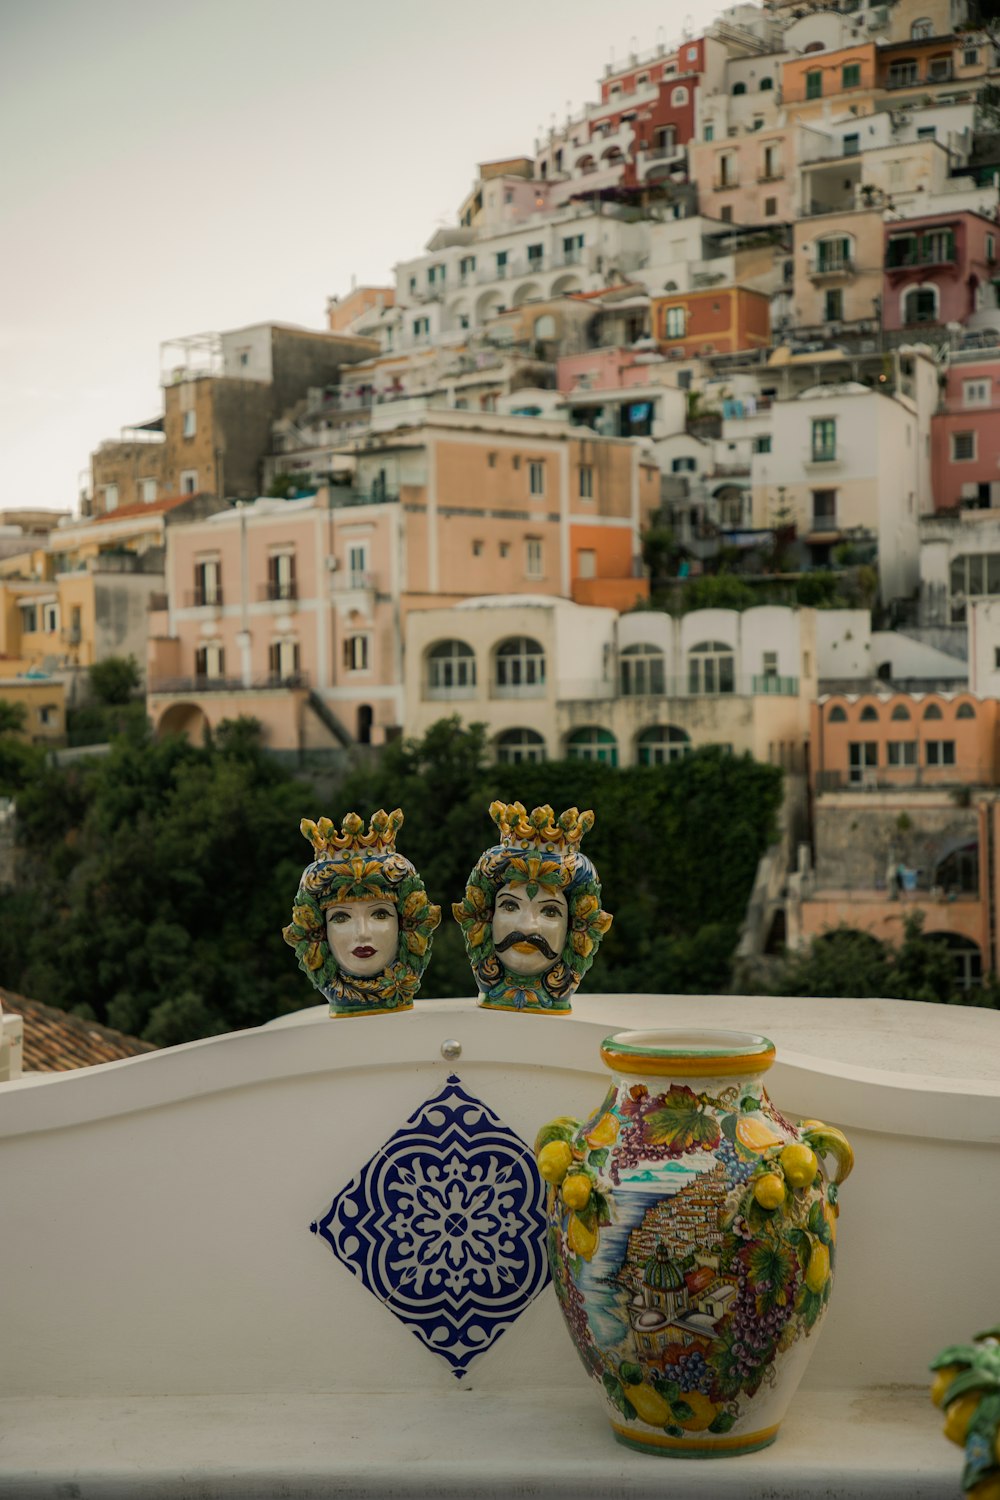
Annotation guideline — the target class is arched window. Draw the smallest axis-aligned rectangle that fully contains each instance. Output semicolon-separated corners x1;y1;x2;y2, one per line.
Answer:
637;725;690;765
534;314;556;339
925;932;982;989
760;76;774;90
934;840;978;894
923;702;943;720
891;703;911;720
688;641;735;695
827;704;848;722
956;702;976;718
566;727;618;765
902;284;939;325
494;636;546;696
621;643;666;696
426;639;476;698
671;86;689;105
911;17;933;38
732;81;747;95
577;154;597;175
860;704;879;721
496;727;546;764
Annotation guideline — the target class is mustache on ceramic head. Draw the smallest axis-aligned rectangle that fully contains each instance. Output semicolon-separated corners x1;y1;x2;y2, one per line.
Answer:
494;929;558;961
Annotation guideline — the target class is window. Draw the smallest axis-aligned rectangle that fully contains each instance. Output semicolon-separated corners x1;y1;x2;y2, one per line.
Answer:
529;461;545;496
535;314;556;339
848;742;878;783
579;464;594;498
525;537;544;577
562;234;584;262
887;60;919;86
688;640;735;694
753;435;772;454
577;548;596;578
472;539;483;557
267;550;297;601
825;289;844;321
637;725;690;765
495;636;545;694
917;126;936;139
459;255;476;279
193;558;222;607
496;727;546;764
671;86;688;105
665;306;686;338
427;639;476;697
965;46;980;64
923;702;943;719
922;230;955;264
672;456;697;472
987;234;996;264
806;70;823;99
844;132;860;156
704;124;714;142
347;543;368;588
891;703;911;720
499;541;510;558
621;643;666;696
952;431;977;461
42;602;59;634
963;380;990;407
817;236;851;272
19;603;38;633
412;317;430;341
195;644;225;681
860;704;879;721
343;634;370;672
762;651;778;679
732;81;747;95
180;470;198;494
102;483;119;512
566;727;618;765
956;702;976;718
720;205;733;223
487;452;497;468
911;17;932;37
925;740;956;765
828;705;848;721
903;286;938;325
812;490;837;526
718;153;736;186
139;478;157;503
38;704;57;727
268;639;300;682
842;63;861;88
183;410;197;438
811;419;836;462
887;741;918;765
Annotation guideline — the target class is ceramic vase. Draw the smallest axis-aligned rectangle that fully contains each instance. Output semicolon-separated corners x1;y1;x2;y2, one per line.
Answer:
535;1028;853;1458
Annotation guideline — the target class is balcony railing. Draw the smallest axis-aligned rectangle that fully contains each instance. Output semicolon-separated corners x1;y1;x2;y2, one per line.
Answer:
809;512;840;531
752;674;800;695
149;672;310;695
186;588;224;608
810;257;854;279
260;580;298;602
805;447;839;466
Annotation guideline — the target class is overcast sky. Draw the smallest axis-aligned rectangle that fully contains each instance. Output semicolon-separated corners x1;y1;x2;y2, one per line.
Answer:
1;0;726;512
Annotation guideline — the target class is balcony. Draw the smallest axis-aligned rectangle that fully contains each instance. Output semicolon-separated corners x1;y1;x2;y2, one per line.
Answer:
752;673;800;694
259;580;298;603
149;671;310;695
804;447;840;469
808;512;841;533
186;588;224;608
809;256;854;283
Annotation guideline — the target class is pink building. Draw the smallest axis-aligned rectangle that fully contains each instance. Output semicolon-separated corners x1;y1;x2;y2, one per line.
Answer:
883;211;999;332
931;349;1000;511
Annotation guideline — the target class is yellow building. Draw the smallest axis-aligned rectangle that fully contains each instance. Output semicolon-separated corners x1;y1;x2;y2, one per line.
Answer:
0;674;66;744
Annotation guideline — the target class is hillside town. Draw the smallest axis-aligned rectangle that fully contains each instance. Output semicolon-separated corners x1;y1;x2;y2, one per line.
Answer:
3;0;1000;999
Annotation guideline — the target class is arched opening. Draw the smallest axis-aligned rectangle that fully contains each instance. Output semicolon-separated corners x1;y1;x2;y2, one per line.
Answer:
620;643;666;696
760;76;774;90
157;701;210;745
357;704;373;745
902;284;939;326
566;726;618;765
476;290;505;323
828;704;848;722
534;314;557;340
732;81;747;95
512;281;544;308
426;639;476;699
576;155;597;175
860;704;879;722
551;274;583;297
688;640;735;695
934;839;978;895
637;724;690;765
493;636;546;696
495;727;546;764
923;702;943;720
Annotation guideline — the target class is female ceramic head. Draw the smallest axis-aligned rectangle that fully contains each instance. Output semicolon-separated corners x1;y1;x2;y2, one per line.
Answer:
283;809;441;1017
452;801;612;1014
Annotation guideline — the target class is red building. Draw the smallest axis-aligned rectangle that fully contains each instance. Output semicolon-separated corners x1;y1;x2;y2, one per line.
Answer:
931;348;1000;512
882;211;999;332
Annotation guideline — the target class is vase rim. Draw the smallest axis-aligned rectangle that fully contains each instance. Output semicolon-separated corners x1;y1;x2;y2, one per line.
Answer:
600;1028;776;1078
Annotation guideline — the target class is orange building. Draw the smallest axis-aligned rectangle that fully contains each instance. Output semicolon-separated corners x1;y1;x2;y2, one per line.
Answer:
810;691;999;793
781;42;877;111
650;287;770;359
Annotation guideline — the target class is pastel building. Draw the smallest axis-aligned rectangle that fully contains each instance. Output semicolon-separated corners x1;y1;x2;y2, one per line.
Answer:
405;600;818;770
148;413;661;751
791;210;884;335
930;347;1000;514
883;211;999;332
650;287;771;358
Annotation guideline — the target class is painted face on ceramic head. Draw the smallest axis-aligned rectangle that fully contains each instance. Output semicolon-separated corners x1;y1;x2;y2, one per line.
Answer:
325;899;399;978
491;881;569;977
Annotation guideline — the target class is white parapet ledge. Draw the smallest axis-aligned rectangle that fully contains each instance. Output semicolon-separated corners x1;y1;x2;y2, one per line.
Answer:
0;994;996;1497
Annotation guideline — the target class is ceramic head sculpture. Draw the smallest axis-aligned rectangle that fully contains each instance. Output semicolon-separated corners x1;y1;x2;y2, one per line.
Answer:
283;808;441;1017
453;800;612;1015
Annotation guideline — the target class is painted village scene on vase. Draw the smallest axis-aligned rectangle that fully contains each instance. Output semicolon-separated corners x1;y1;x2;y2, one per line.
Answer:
535;1039;854;1457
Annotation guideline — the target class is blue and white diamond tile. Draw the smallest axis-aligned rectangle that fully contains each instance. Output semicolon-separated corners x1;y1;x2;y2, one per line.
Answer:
310;1074;550;1378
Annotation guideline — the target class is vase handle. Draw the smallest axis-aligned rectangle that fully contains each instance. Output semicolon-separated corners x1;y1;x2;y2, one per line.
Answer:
799;1121;855;1186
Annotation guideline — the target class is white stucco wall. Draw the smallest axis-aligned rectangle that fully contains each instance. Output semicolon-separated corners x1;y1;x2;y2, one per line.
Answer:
815;608;873;681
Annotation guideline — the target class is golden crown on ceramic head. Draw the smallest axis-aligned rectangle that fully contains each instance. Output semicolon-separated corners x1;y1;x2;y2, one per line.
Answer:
300;808;404;859
489;801;596;852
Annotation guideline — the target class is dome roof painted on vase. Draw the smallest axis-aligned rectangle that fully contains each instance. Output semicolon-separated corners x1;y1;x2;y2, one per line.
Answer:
643;1243;686;1291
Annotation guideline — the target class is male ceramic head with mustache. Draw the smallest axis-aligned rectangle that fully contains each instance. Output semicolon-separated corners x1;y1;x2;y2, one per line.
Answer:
453;802;612;1015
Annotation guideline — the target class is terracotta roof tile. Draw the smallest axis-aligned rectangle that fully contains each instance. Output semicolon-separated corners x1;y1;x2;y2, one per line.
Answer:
0;987;156;1071
98;492;209;522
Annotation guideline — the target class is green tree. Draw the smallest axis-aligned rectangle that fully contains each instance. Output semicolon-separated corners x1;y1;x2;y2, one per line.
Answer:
0;700;27;734
682;574;756;612
89;656;141;706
